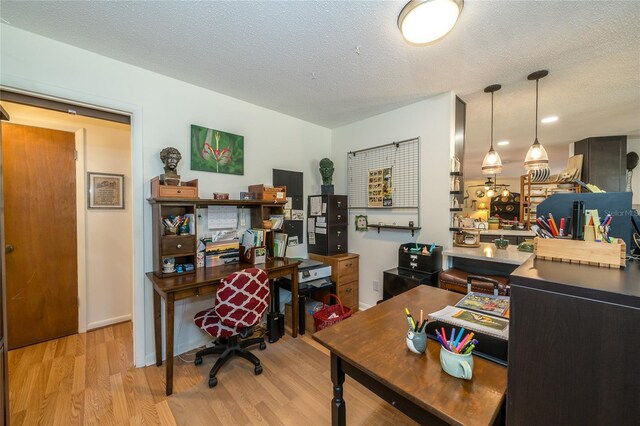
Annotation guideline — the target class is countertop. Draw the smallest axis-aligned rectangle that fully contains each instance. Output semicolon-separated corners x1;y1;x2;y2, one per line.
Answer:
442;243;533;265
478;229;536;237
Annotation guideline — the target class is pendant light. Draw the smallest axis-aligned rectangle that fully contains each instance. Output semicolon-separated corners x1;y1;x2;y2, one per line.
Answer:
398;0;464;44
482;84;503;175
524;70;550;170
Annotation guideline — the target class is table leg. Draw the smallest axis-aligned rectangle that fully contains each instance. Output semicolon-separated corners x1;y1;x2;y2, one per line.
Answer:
153;289;162;366
291;267;299;337
330;352;346;426
165;293;175;396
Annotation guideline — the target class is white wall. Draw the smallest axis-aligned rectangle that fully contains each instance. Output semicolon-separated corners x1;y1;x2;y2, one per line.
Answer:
332;93;455;308
0;102;133;331
1;24;331;366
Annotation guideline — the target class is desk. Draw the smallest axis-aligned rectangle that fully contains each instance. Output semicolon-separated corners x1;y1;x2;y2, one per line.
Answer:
145;258;300;395
313;285;507;425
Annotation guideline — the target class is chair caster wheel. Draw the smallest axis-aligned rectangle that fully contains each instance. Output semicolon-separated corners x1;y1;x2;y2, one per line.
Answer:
194;357;203;366
208;377;218;388
259;341;266;350
254;365;263;375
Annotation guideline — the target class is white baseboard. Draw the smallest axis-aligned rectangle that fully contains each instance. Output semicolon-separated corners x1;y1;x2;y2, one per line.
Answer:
87;314;132;330
359;302;373;311
144;335;210;367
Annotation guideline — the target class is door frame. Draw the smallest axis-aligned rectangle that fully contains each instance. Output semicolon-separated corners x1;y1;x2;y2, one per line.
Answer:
0;83;145;367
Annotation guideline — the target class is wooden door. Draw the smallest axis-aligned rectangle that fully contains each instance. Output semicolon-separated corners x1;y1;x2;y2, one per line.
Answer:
2;123;78;349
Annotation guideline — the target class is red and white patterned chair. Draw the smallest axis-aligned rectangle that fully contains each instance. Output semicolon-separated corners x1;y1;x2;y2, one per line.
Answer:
194;268;270;388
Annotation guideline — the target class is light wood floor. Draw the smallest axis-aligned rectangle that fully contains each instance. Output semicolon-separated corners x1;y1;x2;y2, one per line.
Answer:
8;322;418;425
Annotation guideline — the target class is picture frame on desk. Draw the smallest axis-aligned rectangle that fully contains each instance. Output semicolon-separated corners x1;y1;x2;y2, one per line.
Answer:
87;172;124;209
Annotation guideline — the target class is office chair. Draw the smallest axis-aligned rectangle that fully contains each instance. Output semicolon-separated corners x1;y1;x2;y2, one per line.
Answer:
194;268;270;388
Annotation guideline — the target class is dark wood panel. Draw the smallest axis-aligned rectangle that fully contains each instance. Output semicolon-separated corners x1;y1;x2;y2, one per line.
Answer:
508;285;640;425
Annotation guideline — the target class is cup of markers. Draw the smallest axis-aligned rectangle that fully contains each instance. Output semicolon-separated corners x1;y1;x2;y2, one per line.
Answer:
435;326;477;380
404;308;428;354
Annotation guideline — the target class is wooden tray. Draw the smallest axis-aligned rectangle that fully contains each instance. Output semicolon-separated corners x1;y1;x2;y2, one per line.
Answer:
534;237;626;268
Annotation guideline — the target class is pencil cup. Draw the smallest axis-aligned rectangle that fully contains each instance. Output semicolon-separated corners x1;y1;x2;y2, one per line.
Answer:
406;329;427;354
440;347;473;380
179;224;190;235
165;225;178;236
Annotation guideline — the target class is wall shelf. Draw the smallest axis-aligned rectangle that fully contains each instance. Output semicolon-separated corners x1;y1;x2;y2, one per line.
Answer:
450;171;462;176
450;190;462;195
449;208;463;212
371;224;421;237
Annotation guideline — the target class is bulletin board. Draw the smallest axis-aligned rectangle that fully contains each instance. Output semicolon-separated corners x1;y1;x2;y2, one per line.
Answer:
347;138;420;209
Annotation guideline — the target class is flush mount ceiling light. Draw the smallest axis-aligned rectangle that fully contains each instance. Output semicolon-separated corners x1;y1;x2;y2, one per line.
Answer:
541;116;558;124
482;84;503;175
524;70;550;171
497;140;510;146
398;0;464;44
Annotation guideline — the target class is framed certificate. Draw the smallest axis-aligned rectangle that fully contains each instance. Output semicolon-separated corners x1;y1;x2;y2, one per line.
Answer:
88;172;124;209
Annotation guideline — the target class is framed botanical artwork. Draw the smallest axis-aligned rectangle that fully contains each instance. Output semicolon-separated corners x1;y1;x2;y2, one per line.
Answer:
191;124;245;175
87;172;124;209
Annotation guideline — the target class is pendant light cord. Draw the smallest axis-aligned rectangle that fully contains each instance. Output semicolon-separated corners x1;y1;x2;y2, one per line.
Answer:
491;91;494;150
535;78;539;141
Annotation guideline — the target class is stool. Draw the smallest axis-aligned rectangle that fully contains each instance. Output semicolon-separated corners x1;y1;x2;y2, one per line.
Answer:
439;268;510;295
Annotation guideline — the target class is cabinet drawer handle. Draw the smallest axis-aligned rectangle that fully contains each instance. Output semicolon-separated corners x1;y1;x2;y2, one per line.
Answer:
337;201;342;207
337;214;342;220
337;244;342;250
177;244;183;249
337;230;341;236
410;262;417;269
345;262;351;268
177;190;182;193
346;288;351;293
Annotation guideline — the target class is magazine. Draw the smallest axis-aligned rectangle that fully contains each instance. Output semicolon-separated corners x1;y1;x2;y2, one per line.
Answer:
428;305;509;340
455;292;510;318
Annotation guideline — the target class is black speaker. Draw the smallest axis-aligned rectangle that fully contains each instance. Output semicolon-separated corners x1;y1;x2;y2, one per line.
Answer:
267;312;283;343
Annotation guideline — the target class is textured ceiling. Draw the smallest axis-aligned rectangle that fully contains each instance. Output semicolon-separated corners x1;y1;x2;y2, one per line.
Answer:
1;0;639;179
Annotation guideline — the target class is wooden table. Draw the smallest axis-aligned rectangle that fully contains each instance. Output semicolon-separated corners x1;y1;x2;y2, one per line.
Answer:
313;285;507;425
146;258;300;395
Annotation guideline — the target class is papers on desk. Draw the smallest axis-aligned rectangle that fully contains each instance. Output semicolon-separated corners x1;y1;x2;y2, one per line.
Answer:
428;305;509;340
241;229;265;254
208;205;238;229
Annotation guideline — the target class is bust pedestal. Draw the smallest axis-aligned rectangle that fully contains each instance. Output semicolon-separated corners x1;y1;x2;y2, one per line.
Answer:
321;184;334;195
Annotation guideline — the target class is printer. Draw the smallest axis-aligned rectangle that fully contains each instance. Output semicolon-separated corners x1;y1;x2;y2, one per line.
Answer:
277;258;334;335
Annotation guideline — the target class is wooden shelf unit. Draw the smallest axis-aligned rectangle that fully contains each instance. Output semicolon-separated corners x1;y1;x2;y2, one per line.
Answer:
148;197;286;277
519;175;581;229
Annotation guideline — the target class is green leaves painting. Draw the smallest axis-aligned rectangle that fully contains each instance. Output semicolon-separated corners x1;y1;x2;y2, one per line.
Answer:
190;124;244;175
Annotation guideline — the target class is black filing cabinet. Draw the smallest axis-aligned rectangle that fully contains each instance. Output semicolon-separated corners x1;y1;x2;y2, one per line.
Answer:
307;195;348;255
383;268;438;300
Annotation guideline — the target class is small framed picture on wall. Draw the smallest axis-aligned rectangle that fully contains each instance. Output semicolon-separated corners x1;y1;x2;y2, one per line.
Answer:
88;172;124;209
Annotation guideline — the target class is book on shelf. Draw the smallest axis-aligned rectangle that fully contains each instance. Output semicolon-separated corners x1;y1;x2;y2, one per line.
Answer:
428;305;509;340
269;215;284;230
454;292;510;318
273;233;288;258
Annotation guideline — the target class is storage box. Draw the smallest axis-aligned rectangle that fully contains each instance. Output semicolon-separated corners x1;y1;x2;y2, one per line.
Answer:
240;245;266;265
151;176;198;199
248;184;286;201
240;192;256;200
534;237;626;268
284;302;317;335
213;192;229;200
398;243;442;273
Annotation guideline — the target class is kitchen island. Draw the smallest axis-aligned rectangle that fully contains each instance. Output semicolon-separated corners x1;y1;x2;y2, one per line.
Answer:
443;242;533;276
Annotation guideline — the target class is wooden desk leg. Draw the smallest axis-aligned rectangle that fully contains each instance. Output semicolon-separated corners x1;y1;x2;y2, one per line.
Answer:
291;267;299;337
330;353;346;426
165;293;175;396
153;290;162;366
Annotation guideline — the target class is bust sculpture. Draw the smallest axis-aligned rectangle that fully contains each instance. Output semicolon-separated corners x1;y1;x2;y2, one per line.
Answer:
160;147;182;184
319;158;335;195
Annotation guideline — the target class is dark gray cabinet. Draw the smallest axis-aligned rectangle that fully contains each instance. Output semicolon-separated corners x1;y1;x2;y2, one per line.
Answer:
574;136;627;192
508;258;640;425
307;195;348;255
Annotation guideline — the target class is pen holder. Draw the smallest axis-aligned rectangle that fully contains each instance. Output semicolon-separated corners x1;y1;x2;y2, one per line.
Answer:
406;328;427;354
440;347;474;380
164;225;178;236
179;224;190;235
